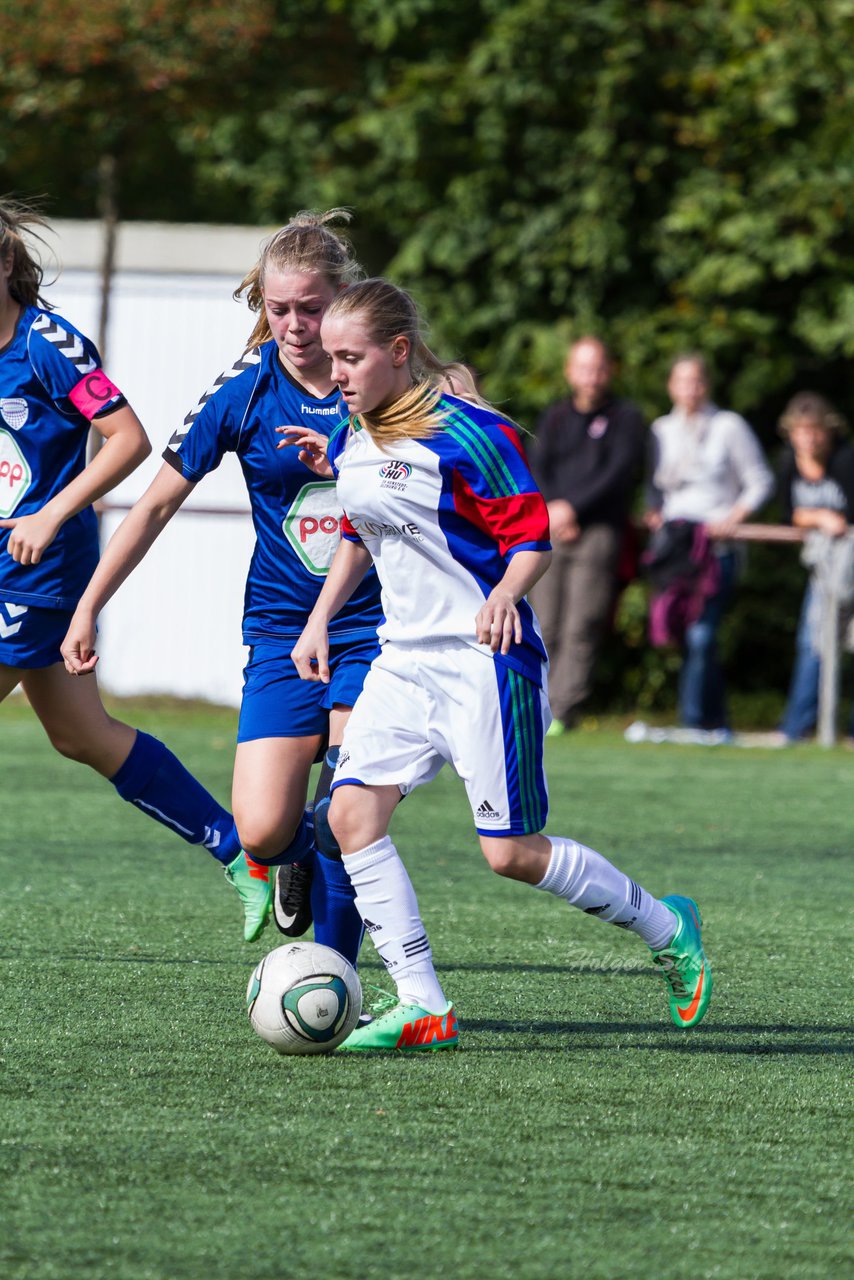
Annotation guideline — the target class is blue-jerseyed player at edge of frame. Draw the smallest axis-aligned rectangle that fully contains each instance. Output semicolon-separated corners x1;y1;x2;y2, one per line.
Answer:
285;278;713;1053
62;211;383;968
0;196;262;930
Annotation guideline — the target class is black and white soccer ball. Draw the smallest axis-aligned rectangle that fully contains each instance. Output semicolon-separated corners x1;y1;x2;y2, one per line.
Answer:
246;941;362;1055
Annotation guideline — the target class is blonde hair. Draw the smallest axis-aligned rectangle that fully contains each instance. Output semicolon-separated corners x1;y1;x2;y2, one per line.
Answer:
779;391;847;439
0;197;53;310
235;208;363;350
324;278;493;445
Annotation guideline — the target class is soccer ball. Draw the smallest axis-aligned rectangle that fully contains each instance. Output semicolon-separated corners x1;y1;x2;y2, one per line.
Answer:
246;941;362;1055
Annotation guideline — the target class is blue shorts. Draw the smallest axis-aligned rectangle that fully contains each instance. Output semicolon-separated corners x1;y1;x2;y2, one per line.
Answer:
0;601;73;669
237;635;380;743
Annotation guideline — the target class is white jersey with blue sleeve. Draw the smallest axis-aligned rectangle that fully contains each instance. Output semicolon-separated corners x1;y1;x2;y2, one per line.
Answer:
0;304;126;609
328;395;550;684
164;339;382;644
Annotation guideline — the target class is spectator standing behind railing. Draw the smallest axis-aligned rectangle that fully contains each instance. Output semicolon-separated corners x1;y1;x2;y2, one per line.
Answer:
776;392;854;744
644;354;773;733
527;337;645;736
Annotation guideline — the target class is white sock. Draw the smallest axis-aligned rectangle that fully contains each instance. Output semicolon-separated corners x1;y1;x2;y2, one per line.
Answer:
344;836;448;1012
535;835;677;950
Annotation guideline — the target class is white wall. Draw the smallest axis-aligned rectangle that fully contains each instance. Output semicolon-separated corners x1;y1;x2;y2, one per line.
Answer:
41;221;273;706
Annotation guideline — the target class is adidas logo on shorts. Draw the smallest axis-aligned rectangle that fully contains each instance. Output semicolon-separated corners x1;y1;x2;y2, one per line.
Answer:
476;800;499;819
363;918;382;934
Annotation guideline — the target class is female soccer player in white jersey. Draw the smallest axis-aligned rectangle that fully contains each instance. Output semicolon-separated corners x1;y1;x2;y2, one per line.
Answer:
0;197;253;929
286;278;713;1052
62;212;383;966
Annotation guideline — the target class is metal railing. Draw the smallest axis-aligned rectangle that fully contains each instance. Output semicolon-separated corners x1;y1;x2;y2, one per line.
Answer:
725;523;844;748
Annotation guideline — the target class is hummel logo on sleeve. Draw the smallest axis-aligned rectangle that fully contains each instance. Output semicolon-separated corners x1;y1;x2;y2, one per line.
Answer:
168;351;262;448
31;315;97;375
476;800;500;819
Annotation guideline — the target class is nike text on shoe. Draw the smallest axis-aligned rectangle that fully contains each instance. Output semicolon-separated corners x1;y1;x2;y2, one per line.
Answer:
651;894;712;1029
337;1001;459;1053
273;858;314;937
224;852;273;942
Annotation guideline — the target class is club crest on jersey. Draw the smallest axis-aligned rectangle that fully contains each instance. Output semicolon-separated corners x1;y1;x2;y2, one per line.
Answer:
282;480;343;576
0;429;32;518
378;459;412;491
0;398;28;431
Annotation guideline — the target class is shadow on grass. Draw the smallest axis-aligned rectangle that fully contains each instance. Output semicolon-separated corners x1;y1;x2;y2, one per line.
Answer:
443;960;652;976
0;950;243;966
468;1018;854;1055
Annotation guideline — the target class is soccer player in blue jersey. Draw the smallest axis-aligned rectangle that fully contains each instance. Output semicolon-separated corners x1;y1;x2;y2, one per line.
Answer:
62;211;383;967
287;278;713;1052
0;197;256;930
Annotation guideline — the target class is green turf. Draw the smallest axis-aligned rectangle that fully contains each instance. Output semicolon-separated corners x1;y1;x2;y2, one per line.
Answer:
1;698;851;1280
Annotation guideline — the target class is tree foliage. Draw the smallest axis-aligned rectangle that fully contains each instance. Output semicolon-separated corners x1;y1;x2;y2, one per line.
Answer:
4;0;854;426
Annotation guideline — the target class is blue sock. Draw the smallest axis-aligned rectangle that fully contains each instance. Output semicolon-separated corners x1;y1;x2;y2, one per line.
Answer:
313;746;340;857
110;731;240;864
311;850;364;967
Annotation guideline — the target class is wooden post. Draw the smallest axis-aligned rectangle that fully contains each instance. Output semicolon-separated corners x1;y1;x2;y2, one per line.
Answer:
817;580;840;748
88;153;118;472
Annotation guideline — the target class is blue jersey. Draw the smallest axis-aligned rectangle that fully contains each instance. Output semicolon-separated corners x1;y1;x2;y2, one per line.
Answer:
328;395;550;685
0;305;126;610
165;340;382;644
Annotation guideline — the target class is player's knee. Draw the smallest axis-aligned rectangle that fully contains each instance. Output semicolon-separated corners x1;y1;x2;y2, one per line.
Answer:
327;790;364;852
480;836;537;882
481;841;517;878
236;818;298;864
44;725;99;767
313;795;342;859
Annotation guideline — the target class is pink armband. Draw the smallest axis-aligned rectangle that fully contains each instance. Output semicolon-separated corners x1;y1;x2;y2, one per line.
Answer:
68;370;124;420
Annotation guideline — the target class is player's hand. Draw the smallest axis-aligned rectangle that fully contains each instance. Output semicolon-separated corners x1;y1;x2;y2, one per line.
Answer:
476;590;523;655
0;510;63;565
276;427;334;478
291;619;331;683
60;611;99;675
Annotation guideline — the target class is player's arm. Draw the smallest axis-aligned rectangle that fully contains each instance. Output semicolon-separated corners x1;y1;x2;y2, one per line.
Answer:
61;461;196;674
476;549;552;655
0;405;150;566
290;536;373;684
791;506;848;536
450;423;552;654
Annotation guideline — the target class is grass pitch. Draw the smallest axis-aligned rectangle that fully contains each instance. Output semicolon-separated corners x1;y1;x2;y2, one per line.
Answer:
1;698;851;1280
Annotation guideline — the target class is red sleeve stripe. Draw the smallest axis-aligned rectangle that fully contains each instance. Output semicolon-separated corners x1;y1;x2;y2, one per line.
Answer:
452;471;549;556
340;513;362;542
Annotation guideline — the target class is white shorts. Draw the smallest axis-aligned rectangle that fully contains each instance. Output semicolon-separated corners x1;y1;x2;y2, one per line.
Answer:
332;640;550;836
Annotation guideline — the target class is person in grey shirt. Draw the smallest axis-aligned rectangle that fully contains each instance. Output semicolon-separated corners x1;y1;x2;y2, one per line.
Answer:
645;353;773;731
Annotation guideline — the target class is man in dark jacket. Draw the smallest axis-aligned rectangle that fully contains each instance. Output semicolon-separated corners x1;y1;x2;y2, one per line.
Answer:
529;337;645;734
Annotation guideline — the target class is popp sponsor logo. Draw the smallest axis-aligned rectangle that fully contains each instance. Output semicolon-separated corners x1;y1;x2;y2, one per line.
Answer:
283;481;343;576
297;513;341;543
0;430;31;518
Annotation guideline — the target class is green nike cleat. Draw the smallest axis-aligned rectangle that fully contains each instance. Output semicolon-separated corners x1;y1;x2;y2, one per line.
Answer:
337;1000;459;1053
651;895;712;1029
224;852;273;942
